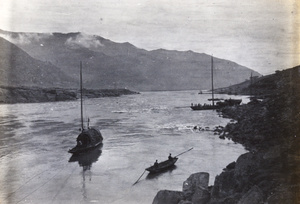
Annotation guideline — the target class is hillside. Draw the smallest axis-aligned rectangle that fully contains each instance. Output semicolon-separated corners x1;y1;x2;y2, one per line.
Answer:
0;37;76;88
0;29;261;91
215;66;300;98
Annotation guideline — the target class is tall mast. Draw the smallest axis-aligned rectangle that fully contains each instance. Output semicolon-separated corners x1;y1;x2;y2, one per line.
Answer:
250;72;253;97
211;56;215;107
80;61;84;130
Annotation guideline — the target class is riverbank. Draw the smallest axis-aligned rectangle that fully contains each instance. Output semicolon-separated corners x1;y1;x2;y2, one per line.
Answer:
208;94;299;203
153;67;300;203
0;86;139;104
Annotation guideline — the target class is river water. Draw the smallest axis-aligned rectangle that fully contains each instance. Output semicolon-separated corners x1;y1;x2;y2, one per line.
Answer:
0;91;248;204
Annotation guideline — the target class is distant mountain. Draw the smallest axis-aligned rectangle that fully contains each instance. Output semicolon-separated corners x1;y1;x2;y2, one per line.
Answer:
0;36;76;88
0;29;261;91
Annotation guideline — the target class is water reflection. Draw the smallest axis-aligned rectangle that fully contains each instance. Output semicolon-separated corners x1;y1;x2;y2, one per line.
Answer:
68;145;103;200
68;144;103;171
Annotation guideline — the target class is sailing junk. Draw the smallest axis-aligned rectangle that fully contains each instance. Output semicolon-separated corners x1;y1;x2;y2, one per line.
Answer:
68;62;103;154
191;56;218;110
190;56;242;110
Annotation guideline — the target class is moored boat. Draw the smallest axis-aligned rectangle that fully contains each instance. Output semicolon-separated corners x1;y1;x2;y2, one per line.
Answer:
68;128;103;154
191;56;242;110
216;98;242;107
208;98;223;101
191;56;217;111
68;62;103;154
190;103;218;110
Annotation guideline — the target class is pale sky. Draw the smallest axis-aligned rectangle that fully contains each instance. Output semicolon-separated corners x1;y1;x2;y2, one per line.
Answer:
0;0;299;75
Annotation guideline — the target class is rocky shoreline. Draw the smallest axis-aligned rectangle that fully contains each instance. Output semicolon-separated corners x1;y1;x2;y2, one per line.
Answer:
153;67;300;203
0;86;139;104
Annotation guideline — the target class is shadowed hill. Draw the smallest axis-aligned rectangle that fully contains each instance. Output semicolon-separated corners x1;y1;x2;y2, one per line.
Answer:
0;36;76;88
215;66;300;98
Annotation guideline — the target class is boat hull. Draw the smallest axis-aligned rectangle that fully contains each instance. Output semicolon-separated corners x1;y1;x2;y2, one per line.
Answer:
190;105;218;111
217;99;242;107
68;141;102;154
191;99;242;110
146;158;178;174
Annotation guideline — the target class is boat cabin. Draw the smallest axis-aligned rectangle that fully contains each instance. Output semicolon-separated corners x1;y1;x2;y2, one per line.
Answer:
76;128;103;147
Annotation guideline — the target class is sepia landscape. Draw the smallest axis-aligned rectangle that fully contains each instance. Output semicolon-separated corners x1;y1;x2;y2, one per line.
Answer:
0;1;299;204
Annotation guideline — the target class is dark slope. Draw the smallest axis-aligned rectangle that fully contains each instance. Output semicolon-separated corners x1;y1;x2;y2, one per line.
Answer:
215;66;300;97
0;36;76;88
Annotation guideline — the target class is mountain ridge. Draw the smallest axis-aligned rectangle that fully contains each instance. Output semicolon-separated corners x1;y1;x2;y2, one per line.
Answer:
0;29;261;91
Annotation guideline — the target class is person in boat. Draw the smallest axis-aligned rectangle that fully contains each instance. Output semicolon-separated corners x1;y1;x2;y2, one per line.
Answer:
168;153;173;160
154;160;158;168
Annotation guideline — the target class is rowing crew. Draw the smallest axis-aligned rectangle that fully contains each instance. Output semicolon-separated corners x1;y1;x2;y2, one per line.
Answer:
154;153;174;167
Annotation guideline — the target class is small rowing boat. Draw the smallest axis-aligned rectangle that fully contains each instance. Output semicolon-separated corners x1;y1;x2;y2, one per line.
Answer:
133;148;192;185
145;157;178;174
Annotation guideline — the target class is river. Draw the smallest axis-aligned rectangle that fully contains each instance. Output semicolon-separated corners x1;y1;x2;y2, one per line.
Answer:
0;91;248;204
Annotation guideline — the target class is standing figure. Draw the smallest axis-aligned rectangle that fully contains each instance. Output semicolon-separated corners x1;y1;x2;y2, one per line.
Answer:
154;160;158;168
168;153;173;160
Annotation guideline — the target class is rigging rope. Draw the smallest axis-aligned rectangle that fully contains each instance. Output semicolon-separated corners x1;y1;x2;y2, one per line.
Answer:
14;164;77;204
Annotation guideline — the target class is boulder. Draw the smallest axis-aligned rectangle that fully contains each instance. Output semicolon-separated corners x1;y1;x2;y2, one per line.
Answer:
182;172;210;204
266;187;295;204
178;201;193;204
263;145;281;160
152;190;184;204
225;162;236;170
234;152;262;183
210;170;237;199
237;185;264;204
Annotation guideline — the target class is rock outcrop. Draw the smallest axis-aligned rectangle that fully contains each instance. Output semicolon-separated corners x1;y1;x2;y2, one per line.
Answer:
152;190;185;204
81;88;139;98
152;172;210;204
0;86;77;103
183;172;210;204
237;186;264;204
209;66;300;203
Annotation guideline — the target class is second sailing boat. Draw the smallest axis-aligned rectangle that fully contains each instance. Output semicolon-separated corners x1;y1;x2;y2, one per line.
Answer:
191;56;217;110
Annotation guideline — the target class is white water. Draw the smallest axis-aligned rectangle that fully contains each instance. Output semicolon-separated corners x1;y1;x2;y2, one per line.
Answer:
0;91;248;204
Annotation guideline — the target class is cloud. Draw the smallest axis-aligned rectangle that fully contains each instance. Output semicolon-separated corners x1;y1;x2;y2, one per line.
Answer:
0;32;52;45
65;33;104;49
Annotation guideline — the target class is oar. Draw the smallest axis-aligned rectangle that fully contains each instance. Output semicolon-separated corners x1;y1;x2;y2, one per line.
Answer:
133;170;146;185
174;147;193;157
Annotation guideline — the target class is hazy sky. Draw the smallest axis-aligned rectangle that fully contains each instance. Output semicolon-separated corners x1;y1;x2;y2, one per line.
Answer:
0;0;299;75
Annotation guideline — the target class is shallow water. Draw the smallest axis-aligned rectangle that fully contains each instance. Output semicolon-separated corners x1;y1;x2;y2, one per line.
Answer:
0;91;248;204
